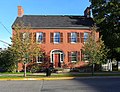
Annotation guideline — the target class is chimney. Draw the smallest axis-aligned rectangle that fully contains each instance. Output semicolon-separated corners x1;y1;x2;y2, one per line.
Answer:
84;7;91;17
18;6;24;17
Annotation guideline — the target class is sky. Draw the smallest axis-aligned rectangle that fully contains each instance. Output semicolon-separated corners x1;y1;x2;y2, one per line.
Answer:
0;0;91;48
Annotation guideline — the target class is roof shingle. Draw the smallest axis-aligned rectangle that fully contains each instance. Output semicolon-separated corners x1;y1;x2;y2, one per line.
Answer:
12;15;94;29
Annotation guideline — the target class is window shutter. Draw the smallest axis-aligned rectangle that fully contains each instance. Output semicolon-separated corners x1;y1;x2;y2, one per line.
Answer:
67;33;70;43
77;32;80;43
33;32;36;43
50;33;53;43
77;51;80;61
29;33;32;41
43;33;46;43
20;33;23;40
81;50;84;61
68;52;71;62
60;33;63;43
80;33;84;43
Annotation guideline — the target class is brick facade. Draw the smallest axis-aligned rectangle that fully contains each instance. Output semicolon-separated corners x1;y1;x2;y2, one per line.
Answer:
12;6;99;71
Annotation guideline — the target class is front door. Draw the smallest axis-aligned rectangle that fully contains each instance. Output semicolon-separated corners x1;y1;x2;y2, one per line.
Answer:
54;53;61;68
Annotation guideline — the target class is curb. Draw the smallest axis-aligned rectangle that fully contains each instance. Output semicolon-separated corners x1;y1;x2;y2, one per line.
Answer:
1;76;120;81
0;77;75;81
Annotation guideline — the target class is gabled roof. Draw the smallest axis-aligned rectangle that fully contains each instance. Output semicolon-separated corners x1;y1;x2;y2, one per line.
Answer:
12;15;94;29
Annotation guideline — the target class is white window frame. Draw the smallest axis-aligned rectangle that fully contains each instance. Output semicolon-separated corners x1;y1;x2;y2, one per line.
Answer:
84;32;89;43
70;32;77;43
36;56;44;63
70;52;77;62
36;32;43;43
22;33;29;41
53;32;60;44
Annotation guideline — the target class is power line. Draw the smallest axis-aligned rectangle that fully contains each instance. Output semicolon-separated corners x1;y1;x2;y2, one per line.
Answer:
0;39;11;46
0;21;12;35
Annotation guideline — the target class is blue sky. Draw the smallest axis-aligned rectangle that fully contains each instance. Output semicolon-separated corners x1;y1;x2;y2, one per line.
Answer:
0;0;91;48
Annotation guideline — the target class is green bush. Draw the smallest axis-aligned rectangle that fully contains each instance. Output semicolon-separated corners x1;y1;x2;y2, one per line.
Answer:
27;63;45;73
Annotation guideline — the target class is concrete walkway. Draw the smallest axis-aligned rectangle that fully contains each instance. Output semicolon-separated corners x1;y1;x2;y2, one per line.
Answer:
0;72;120;81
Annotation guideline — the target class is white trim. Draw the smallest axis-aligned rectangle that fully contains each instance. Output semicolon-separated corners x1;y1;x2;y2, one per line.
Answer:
71;61;77;63
70;32;77;43
70;51;77;62
50;49;64;64
36;56;42;63
36;32;43;43
70;42;77;44
53;32;60;44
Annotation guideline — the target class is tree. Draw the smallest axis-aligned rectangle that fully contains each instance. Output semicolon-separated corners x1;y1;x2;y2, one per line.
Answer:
82;26;109;75
0;48;18;72
90;0;120;60
11;23;41;77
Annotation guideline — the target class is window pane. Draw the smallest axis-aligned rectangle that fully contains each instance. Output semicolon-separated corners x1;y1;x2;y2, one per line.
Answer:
84;32;89;42
54;32;60;43
51;54;53;63
22;33;30;41
37;32;43;43
37;56;44;63
23;33;26;39
71;32;77;43
61;54;63;61
71;57;77;61
71;52;77;62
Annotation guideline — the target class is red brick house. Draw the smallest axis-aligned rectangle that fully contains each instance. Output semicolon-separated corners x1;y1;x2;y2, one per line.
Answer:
12;6;99;71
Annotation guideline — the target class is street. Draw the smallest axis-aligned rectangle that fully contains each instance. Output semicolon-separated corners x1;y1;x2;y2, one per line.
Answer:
0;77;120;92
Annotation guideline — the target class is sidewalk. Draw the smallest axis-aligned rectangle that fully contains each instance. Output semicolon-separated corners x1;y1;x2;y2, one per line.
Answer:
0;72;120;81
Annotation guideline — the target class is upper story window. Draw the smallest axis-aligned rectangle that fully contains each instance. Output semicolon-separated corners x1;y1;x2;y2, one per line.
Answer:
50;32;63;44
36;32;45;43
20;32;31;42
84;32;89;42
68;32;80;43
71;32;77;43
54;32;60;43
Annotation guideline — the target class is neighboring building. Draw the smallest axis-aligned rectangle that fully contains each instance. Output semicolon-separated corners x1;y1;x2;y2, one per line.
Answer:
12;6;99;71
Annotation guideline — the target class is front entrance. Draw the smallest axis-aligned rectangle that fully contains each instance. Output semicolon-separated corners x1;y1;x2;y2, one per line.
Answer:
50;50;64;68
54;53;61;67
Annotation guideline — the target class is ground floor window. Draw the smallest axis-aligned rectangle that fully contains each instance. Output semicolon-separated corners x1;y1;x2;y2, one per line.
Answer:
68;51;80;62
36;56;44;63
36;53;45;63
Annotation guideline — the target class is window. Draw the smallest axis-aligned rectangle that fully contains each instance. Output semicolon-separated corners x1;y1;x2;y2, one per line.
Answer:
54;32;60;43
71;32;77;43
68;51;80;62
36;32;45;43
84;54;89;62
36;56;43;63
71;52;77;62
36;54;45;63
50;32;63;43
23;33;26;40
20;33;31;42
68;32;79;43
84;32;89;42
61;53;64;62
